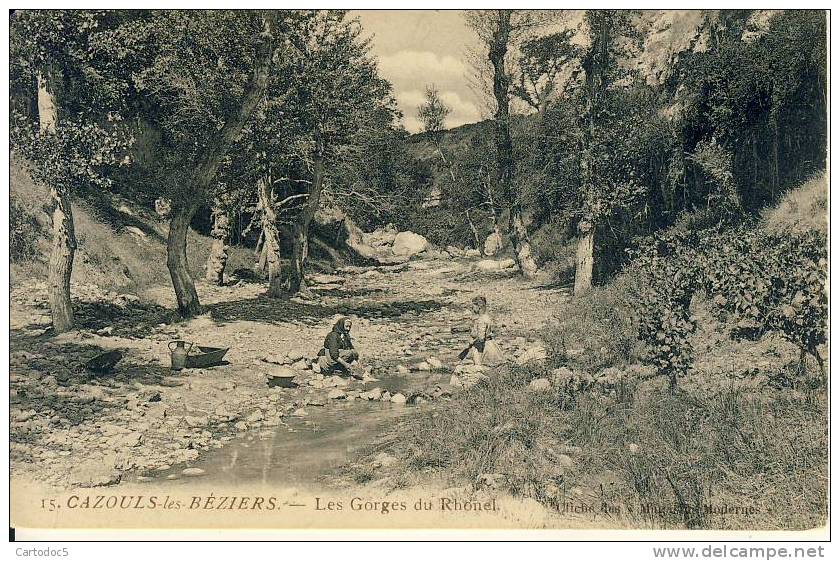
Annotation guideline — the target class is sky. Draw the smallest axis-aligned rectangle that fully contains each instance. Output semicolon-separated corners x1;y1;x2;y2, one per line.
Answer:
351;10;484;133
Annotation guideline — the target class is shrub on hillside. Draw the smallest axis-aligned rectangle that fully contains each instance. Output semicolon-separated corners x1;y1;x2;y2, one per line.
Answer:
403;205;484;249
631;223;828;388
631;232;702;392
701;228;827;373
10;197;43;262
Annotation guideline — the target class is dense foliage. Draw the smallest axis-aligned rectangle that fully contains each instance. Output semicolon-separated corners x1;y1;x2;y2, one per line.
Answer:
633;222;827;390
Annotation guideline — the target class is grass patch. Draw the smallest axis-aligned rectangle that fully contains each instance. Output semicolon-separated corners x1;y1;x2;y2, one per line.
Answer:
541;271;643;372
762;171;827;236
391;364;826;530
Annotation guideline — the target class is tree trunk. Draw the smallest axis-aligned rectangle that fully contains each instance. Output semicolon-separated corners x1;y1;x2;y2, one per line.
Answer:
257;177;285;298
38;71;76;333
253;229;266;274
484;177;502;238
205;199;230;285
573;220;595;296
48;183;76;333
465;209;481;249
167;203;202;317
166;16;274;313
289;138;326;296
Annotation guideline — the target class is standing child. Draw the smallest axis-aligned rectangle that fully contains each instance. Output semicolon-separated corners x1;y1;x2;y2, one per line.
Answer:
462;296;505;366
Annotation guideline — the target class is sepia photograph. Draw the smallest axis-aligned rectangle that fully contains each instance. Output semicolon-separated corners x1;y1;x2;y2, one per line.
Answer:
6;5;830;542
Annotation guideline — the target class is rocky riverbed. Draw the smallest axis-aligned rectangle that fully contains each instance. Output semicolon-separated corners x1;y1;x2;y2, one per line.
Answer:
10;253;567;490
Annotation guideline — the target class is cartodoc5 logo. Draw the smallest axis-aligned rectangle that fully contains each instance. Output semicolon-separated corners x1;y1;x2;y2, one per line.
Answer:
15;548;69;558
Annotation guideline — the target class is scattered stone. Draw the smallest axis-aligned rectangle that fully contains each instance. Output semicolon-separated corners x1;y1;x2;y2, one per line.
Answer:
477;473;507;490
327;389;347;400
516;345;548;365
291;408;307;417
446;245;465;257
498;258;517;270
476;259;501;271
416;361;431;371
451;365;490;389
181;467;206;477
263;353;292;366
112;432;143;448
628;443;640;455
465;248;481;258
323;376;349;388
396;365;410;375
123;226;147;240
528;378;552;392
246;410;264;423
427;357;443;369
360;388;383;401
70;459;121;487
185;415;209;428
390;393;407;405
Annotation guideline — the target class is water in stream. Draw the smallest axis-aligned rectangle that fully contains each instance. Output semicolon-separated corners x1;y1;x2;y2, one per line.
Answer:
131;371;449;490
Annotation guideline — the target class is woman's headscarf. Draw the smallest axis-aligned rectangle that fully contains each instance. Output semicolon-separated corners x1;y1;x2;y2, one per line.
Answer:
332;316;350;333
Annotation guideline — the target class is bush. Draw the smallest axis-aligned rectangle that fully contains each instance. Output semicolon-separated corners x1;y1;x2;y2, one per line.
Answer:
403;204;483;249
632;231;702;392
10;197;43;262
631;223;828;389
701;227;827;372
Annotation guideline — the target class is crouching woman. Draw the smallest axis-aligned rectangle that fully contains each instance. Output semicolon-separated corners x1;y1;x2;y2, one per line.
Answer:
316;316;359;376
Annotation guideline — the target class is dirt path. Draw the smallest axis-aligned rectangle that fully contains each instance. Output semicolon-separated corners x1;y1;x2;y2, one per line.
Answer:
10;254;568;490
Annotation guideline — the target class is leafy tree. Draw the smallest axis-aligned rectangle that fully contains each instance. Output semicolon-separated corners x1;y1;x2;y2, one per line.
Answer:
573;9;644;295
128;10;278;315
465;9;553;277
281;11;397;296
513;29;578;118
417;84;456;186
9;10;134;332
418;84;451;138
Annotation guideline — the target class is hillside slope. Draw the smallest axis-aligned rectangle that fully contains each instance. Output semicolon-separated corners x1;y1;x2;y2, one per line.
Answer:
10;158;253;296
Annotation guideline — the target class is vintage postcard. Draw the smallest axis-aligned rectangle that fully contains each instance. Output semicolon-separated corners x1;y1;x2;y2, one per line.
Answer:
7;8;829;540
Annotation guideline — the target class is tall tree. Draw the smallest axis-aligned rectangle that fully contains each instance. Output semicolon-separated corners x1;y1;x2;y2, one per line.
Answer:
10;11;133;332
283;11;396;296
418;84;456;185
133;11;278;316
466;10;552;278
574;10;642;295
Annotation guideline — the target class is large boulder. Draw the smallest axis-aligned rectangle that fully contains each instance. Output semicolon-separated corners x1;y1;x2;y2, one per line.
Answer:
392;231;429;257
484;232;503;256
364;223;398;248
